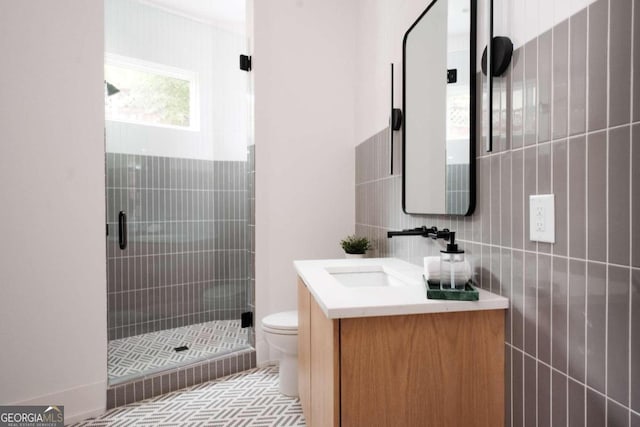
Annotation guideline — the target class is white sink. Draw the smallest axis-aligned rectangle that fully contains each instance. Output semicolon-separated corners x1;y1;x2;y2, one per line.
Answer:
325;265;411;288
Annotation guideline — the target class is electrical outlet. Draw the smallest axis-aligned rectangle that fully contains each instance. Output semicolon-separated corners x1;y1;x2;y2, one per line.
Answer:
529;194;555;243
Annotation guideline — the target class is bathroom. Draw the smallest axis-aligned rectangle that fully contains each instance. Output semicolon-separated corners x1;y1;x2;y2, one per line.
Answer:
0;0;638;426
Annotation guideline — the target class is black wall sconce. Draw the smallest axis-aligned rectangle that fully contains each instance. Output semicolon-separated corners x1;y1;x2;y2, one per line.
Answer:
481;36;513;77
482;0;513;153
390;63;403;175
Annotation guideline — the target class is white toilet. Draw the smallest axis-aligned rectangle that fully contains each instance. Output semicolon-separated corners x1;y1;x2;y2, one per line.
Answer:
261;311;298;396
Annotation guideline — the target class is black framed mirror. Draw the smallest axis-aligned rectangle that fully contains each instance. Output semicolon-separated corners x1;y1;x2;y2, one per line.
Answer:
402;0;476;215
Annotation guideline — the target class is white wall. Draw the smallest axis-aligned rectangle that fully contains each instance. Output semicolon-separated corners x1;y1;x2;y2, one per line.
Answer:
0;0;107;424
354;0;598;146
105;0;248;161
253;0;357;363
354;0;436;143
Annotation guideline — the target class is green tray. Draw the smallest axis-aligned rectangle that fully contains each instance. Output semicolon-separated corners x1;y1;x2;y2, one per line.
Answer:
423;276;479;301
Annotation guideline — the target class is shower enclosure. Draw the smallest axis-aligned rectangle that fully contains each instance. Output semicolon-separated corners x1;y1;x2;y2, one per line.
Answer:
104;0;254;388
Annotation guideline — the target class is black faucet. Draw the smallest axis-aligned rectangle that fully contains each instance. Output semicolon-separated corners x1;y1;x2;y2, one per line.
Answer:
387;226;452;241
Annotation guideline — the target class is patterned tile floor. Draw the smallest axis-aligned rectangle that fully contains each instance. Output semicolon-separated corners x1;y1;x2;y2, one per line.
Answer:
109;320;249;382
72;366;306;427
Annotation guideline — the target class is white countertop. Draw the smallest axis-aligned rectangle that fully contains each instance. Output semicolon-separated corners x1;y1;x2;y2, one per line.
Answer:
294;257;509;319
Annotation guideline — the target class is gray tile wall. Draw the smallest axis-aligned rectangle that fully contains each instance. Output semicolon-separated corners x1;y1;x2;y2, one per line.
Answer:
355;1;639;425
106;153;250;340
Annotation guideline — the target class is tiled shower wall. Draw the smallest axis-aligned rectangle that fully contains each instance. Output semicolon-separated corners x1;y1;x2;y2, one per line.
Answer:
356;1;640;425
106;154;250;340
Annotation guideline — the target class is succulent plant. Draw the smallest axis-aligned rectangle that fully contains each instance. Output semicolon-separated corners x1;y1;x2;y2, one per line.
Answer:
339;235;371;255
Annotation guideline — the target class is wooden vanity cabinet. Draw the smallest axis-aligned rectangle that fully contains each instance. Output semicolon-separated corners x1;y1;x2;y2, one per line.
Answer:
297;278;505;427
298;279;311;416
297;279;339;426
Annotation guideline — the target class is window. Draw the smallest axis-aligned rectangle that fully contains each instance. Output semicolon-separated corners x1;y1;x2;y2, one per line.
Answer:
105;54;199;130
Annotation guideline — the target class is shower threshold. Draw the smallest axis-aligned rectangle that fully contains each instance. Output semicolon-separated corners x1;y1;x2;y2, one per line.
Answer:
108;319;250;385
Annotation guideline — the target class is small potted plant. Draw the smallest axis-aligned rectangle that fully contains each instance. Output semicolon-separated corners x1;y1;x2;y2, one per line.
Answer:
340;235;371;258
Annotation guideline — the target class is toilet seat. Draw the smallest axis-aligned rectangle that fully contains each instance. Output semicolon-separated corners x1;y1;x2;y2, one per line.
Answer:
263;325;297;335
262;311;298;335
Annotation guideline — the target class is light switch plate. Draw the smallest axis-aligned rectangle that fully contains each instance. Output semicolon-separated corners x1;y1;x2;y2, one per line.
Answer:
529;194;555;243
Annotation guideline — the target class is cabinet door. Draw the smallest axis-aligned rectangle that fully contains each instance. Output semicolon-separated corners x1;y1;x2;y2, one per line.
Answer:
310;295;340;427
340;310;504;427
297;279;311;420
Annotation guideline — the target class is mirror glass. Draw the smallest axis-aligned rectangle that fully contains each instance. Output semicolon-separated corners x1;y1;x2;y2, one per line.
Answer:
402;0;476;215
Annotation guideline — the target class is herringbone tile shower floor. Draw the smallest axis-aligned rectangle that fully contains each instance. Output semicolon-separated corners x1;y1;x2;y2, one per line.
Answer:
72;366;305;426
108;320;249;381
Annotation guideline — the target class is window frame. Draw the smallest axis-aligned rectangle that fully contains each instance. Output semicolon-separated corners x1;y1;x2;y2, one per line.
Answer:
105;53;200;131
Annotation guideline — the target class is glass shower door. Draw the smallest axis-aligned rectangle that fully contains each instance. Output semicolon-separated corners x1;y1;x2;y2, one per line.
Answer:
106;154;252;383
104;0;252;386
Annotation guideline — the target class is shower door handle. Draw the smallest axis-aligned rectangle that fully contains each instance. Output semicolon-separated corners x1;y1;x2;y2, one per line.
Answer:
118;211;127;250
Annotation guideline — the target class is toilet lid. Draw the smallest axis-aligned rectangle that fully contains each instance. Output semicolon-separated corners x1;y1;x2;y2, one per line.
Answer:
262;311;298;331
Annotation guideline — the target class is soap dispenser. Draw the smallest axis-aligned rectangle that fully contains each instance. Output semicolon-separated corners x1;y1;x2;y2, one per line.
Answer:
440;232;466;290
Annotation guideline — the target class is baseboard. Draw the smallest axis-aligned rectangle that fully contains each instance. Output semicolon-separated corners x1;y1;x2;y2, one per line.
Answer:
63;406;105;425
11;379;106;426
